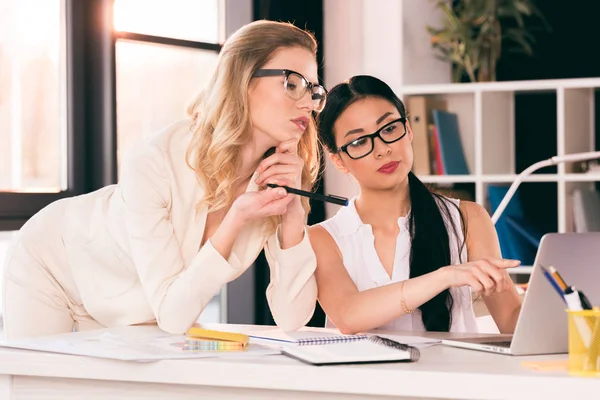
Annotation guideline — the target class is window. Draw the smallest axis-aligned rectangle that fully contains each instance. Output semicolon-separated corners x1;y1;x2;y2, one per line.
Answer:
0;0;68;328
0;0;67;192
113;0;224;323
115;41;218;166
0;0;226;325
113;0;222;167
113;0;221;43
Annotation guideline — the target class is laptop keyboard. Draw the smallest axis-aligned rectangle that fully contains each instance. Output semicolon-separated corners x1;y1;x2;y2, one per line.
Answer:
479;341;512;348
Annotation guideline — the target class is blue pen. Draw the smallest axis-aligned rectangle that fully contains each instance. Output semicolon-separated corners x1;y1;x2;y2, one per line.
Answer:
541;268;567;303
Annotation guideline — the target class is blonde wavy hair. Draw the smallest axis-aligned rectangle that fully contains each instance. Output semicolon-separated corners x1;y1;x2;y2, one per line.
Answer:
186;20;321;229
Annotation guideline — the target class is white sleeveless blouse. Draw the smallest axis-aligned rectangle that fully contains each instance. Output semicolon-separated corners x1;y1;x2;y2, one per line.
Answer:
319;196;478;333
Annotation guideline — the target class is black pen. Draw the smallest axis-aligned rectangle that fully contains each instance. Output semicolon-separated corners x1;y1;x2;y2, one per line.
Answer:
578;290;594;311
565;286;593;310
266;183;349;206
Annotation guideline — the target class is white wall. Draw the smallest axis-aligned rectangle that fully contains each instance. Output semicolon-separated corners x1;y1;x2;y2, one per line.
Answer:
322;0;451;218
401;0;452;86
223;0;255;324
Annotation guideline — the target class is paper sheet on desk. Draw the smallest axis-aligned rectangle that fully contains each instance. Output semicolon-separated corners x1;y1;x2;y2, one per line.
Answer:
0;326;280;362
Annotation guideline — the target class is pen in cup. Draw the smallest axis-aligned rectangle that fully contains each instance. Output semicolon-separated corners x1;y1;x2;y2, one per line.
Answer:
549;265;599;372
578;290;594;311
266;183;349;207
548;266;568;291
540;265;566;303
565;287;592;348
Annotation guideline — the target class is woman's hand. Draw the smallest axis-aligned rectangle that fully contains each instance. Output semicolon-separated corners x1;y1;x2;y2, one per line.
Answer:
230;187;293;223
441;258;520;296
254;139;304;219
254;139;306;248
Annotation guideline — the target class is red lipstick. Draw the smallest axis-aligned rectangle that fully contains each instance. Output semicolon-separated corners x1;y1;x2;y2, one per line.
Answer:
378;161;399;174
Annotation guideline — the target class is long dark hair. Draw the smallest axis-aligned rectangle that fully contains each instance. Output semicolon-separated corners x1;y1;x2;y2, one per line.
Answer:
317;75;466;332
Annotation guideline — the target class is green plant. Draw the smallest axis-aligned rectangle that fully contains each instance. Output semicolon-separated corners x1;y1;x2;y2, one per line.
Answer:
427;0;550;82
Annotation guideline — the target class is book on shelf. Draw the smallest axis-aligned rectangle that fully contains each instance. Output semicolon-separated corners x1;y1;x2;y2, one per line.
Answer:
407;96;446;176
431;110;469;175
406;95;470;176
428;123;444;175
488;185;542;266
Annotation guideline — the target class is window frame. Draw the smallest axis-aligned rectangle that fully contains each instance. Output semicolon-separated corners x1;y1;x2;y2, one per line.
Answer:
0;0;223;231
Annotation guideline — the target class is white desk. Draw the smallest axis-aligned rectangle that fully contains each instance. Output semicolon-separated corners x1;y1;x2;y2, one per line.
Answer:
0;324;595;400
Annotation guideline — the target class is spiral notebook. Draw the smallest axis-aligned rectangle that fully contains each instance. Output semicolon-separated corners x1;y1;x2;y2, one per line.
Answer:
248;329;368;345
281;335;420;366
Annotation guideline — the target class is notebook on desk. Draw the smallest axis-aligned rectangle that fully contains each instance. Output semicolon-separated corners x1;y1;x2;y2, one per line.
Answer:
281;335;420;366
248;329;368;345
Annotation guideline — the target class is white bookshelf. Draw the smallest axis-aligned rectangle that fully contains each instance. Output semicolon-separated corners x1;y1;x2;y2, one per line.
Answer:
397;77;600;235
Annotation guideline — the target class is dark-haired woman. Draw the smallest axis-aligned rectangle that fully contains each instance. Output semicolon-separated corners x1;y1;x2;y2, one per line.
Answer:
310;75;522;334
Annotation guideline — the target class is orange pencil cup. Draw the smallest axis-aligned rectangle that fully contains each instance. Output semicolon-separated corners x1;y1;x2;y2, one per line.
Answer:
567;309;600;377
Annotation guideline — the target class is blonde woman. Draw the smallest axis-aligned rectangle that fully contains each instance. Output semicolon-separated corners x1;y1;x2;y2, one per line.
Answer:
2;20;326;339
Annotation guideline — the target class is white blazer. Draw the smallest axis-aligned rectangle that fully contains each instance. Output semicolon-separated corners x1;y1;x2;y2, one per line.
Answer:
11;118;318;334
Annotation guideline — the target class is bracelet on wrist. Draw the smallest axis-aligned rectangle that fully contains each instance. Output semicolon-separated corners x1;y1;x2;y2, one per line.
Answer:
400;280;415;314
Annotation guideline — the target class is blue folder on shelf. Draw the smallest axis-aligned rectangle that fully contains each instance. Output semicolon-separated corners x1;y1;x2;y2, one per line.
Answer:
432;110;470;175
488;185;542;266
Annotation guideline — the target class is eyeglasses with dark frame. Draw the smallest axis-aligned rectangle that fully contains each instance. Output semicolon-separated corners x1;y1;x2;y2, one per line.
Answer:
337;117;408;160
252;69;328;112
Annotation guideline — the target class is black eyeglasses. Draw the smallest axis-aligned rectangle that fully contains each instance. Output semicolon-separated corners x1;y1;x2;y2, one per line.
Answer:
252;69;328;112
337;118;407;160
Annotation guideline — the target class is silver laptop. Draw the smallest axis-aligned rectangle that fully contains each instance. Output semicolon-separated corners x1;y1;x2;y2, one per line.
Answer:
442;232;600;355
